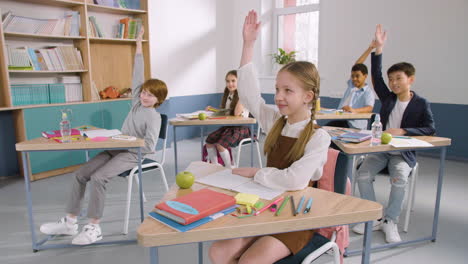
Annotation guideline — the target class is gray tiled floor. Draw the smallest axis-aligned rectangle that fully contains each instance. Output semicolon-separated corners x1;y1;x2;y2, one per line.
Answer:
0;137;467;263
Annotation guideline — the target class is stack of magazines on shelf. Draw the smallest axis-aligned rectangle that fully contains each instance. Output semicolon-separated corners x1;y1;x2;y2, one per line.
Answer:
2;11;80;36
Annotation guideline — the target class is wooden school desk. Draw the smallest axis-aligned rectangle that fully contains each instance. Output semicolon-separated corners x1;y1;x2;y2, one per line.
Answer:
316;111;373;121
328;133;452;255
137;162;383;264
170;116;257;174
16;135;145;252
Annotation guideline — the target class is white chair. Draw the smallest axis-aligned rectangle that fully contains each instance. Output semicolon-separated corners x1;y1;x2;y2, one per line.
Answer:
352;160;419;233
301;232;340;264
235;125;263;168
118;114;169;234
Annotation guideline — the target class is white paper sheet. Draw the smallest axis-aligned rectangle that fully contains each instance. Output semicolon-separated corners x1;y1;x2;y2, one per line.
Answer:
196;168;283;200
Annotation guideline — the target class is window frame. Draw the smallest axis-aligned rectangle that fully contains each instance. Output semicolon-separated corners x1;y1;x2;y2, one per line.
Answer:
272;3;320;64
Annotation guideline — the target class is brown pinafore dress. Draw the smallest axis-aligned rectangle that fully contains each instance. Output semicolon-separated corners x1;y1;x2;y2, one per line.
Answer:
267;135;316;255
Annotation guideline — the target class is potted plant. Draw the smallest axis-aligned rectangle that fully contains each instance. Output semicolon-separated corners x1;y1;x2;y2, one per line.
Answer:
271;48;296;73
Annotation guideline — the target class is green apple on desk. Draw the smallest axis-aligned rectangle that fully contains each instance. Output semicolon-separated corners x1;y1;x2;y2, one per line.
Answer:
198;113;207;120
176;171;195;189
381;132;393;144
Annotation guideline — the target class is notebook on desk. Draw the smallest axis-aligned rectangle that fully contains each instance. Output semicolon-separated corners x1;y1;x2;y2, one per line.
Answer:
154;188;236;225
196;169;283;200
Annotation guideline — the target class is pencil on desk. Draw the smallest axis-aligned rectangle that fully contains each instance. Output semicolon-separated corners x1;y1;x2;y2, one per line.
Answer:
291;196;297;216
296;196;305;215
275;195;290;216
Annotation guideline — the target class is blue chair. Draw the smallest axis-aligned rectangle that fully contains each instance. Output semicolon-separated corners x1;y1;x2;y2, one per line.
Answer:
118;114;169;234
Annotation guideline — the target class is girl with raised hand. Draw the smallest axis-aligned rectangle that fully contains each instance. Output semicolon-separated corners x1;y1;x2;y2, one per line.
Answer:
209;10;331;263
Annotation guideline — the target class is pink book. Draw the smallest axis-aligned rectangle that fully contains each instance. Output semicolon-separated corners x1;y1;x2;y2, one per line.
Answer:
42;128;81;138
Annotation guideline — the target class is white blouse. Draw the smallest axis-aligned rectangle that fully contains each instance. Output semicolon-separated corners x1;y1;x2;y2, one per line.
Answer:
226;92;250;118
237;63;331;191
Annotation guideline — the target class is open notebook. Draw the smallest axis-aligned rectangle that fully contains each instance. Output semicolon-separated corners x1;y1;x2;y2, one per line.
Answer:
196;169;283;200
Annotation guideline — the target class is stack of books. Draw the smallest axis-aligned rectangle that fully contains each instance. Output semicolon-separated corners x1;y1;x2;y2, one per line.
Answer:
88;16;104;38
337;132;372;143
115;17;142;39
2;11;80;36
6;45;84;71
93;0;140;9
10;82;83;106
151;189;237;232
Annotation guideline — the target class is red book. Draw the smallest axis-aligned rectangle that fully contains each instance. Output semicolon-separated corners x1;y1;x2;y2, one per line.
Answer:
42;128;81;139
154;189;236;225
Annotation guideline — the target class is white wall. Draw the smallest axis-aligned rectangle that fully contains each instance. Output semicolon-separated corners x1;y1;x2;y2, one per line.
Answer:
318;0;468;104
149;0;217;97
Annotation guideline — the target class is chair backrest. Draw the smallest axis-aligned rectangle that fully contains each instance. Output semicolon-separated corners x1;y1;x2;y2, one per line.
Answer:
157;114;168;165
159;114;168;139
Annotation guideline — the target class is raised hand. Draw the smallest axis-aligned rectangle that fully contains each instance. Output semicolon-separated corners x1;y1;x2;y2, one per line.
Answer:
243;10;261;45
137;26;145;42
374;24;387;54
136;26;144;54
240;10;261;67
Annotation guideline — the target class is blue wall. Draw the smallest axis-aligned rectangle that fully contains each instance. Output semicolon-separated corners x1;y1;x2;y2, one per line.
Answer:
0;94;466;177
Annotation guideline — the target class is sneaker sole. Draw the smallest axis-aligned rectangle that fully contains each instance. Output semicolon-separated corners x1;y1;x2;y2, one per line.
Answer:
39;227;78;236
71;235;103;245
352;224;381;235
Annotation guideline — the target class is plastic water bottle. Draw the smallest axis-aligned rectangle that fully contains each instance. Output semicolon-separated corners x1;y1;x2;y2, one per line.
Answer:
60;111;71;143
370;114;382;146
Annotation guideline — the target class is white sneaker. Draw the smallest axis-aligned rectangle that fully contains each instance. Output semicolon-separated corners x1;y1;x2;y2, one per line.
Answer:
381;219;402;243
40;217;78;236
72;224;103;245
352;219;382;235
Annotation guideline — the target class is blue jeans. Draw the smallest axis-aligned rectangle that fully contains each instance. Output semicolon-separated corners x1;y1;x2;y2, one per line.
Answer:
356;153;412;222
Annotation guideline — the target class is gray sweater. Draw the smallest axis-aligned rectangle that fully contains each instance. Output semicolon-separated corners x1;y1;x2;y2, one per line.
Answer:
121;54;161;155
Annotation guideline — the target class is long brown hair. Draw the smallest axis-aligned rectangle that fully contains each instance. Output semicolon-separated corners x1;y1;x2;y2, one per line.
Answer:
263;61;320;163
220;70;239;115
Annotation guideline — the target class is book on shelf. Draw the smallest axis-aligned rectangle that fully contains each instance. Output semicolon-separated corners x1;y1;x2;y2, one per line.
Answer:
149;205;237;232
154;188;236;225
117;17;141;39
2;11;80;36
89;16;104;38
6;46;33;70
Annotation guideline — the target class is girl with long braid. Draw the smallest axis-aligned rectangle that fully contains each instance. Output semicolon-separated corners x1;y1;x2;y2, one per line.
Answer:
209;10;331;263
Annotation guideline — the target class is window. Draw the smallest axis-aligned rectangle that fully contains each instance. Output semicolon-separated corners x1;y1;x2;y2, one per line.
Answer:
273;0;320;65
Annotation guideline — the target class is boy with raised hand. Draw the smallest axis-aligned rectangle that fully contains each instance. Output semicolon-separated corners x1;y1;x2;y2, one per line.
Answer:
330;41;376;129
353;24;435;243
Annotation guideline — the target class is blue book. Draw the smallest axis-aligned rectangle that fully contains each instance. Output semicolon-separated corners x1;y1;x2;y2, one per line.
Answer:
148;205;237;232
27;48;41;70
338;132;371;143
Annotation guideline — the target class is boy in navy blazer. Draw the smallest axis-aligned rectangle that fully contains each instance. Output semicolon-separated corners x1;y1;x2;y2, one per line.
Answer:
353;24;435;243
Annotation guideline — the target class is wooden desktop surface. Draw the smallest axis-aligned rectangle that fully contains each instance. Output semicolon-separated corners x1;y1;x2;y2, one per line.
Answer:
333;136;451;155
16;135;145;152
316;111;373;120
137;162;382;247
170;116;256;126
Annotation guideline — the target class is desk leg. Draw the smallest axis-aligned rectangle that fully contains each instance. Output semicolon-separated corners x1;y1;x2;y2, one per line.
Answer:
138;148;144;222
432;146;447;242
361;221;373;264
22;152;38;252
250;124;254;167
198;242;203;264
339;154;354;195
173;126;178;175
150;247;158;264
200;127;204;159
